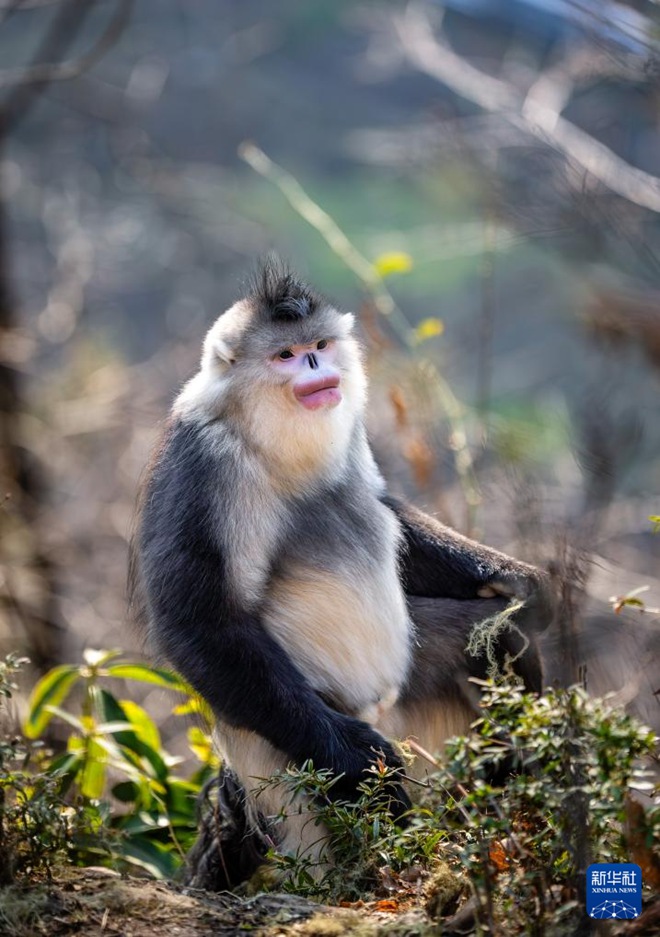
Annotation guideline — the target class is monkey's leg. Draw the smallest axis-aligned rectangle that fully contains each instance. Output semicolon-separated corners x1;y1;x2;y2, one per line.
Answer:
183;764;271;890
186;598;544;890
213;724;333;882
378;596;543;774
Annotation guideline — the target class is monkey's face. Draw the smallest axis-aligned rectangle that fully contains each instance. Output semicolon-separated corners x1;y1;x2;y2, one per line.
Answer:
179;296;367;442
269;339;342;411
175;284;368;481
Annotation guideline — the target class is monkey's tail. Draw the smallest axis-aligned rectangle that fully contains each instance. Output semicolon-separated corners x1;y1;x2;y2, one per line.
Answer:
182;765;273;891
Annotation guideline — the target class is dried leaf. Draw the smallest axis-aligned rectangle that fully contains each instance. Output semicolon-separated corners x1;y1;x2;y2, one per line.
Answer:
374;899;400;912
404;434;435;490
489;840;510;873
389;385;409;430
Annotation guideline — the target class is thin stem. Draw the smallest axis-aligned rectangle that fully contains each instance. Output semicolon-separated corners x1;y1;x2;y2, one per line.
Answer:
238;141;413;346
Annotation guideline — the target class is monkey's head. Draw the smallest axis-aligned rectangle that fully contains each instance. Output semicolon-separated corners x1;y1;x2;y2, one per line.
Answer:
174;263;368;474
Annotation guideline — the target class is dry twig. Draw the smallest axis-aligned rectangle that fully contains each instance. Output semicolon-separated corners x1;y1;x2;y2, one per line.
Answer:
396;3;660;214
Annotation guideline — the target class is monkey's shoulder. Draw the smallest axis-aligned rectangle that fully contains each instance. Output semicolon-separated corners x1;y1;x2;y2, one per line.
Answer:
141;418;221;538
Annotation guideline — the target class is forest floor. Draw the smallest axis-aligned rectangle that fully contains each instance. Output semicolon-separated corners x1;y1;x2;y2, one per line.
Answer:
0;867;441;937
3;868;660;937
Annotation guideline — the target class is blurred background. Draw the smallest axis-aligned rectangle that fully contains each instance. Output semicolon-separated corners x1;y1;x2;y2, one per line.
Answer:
1;0;659;746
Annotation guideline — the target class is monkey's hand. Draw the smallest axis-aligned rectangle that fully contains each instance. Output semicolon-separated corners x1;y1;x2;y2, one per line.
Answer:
383;496;555;629
319;716;411;821
477;565;555;632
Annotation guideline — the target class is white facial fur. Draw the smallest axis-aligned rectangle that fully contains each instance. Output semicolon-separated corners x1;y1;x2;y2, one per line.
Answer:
174;303;367;491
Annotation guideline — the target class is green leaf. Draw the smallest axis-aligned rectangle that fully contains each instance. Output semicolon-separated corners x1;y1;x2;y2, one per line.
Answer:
79;736;107;799
172;694;215;726
115;812;169;835
97;689;168;780
118;836;180;878
164;778;199;819
619;597;645;609
94;720;136;735
46;752;85;795
42;705;86;733
111;780;140;804
119;700;162;752
24;665;79;738
187;725;219;768
106;663;189;693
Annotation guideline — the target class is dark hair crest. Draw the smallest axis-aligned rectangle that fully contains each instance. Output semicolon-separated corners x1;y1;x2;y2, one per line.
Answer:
250;258;323;323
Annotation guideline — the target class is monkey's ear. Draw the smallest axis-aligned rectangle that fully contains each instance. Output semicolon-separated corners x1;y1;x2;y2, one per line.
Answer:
206;335;236;367
201;303;249;372
338;312;355;336
201;334;237;375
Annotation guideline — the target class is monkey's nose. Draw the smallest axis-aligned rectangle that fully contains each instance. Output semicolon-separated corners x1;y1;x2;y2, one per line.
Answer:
306;353;319;369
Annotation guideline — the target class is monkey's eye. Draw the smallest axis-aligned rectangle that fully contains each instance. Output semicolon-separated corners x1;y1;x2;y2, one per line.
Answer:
316;339;328;350
278;349;294;360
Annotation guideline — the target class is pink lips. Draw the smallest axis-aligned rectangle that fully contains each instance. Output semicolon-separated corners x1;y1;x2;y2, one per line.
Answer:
294;376;342;411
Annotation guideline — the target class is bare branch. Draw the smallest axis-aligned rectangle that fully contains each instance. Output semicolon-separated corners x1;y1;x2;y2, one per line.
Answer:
238;141;483;527
396;4;660;214
0;0;134;137
238;140;410;338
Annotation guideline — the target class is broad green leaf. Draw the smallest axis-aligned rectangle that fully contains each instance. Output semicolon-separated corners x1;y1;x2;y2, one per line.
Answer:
24;665;79;738
97;689;168;780
119;699;162;752
106;663;189;692
89;733;143;770
118;836;180;878
164;778;200;818
46;752;84;795
373;251;413;277
79;736;107;799
94;720;136;734
112;780;140;804
173;694;215;727
115;811;169;835
47;751;83;777
187;726;219;768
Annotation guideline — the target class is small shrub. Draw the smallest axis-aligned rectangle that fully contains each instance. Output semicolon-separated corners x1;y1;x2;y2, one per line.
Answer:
263;680;657;933
430;680;657;932
0;650;218;881
264;758;452;901
0;653;98;882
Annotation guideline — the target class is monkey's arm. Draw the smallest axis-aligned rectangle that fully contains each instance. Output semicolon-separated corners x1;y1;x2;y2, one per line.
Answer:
140;542;410;807
381;495;553;628
135;423;410;811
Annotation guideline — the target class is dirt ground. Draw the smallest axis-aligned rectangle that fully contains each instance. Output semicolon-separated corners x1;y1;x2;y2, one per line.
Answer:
2;867;660;937
0;868;441;937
